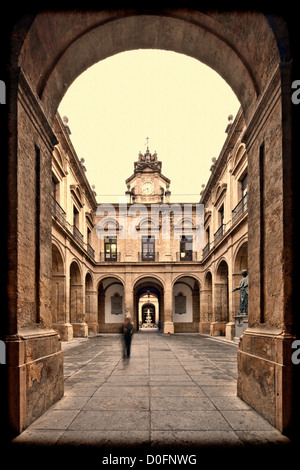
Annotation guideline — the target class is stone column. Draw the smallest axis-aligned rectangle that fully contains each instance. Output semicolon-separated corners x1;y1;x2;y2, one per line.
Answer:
51;274;73;341
210;282;227;336
70;282;88;337
86;290;98;335
124;271;133;325
163;277;174;334
199;288;212;334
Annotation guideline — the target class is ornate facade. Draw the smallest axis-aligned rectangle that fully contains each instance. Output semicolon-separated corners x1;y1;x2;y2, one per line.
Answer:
51;108;248;340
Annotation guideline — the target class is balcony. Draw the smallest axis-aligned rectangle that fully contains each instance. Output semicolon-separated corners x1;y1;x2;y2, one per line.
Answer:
51;196;66;226
73;225;84;247
176;251;198;262
138;252;159;262
214;223;225;246
232;193;248;224
87;243;95;260
100;252;121;262
202;242;210;259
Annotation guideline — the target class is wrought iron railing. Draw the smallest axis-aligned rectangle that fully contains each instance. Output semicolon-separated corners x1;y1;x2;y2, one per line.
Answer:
202;242;210;259
73;225;84;246
232;193;248;224
176;251;198;262
51;196;66;226
99;252;121;262
138;251;159;262
51;196;96;258
214;223;225;246
87;243;95;260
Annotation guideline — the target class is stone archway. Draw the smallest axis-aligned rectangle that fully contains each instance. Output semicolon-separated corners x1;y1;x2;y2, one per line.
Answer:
4;9;296;437
97;277;125;333
69;260;87;337
173;276;200;333
232;241;248;315
51;243;71;341
211;260;229;336
133;278;164;332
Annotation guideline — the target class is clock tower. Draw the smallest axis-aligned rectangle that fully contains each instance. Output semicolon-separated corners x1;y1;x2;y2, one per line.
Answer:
125;143;171;203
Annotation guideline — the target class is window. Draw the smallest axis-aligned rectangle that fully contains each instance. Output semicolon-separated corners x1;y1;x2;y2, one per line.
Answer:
241;173;248;198
87;227;91;244
206;226;210;244
73;205;79;229
52;176;58;201
105;237;117;261
142;236;155;261
218;204;224;227
180;236;193;261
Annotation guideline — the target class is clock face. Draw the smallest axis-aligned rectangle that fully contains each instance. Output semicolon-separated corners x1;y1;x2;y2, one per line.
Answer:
142;182;154;195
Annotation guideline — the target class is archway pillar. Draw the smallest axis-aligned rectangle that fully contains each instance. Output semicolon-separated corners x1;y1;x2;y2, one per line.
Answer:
124;273;134;325
199;288;212;334
237;64;294;434
163;282;174;334
5;69;64;436
70;283;88;337
52;273;73;341
86;290;98;335
211;282;227;336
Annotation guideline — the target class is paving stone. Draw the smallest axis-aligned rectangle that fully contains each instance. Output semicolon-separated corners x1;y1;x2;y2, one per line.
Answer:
68;410;150;431
150;396;215;411
151;410;232;431
10;333;291;451
83;395;150;411
222;410;278;431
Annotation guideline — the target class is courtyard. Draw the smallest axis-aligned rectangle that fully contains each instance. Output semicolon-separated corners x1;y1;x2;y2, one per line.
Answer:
9;332;291;461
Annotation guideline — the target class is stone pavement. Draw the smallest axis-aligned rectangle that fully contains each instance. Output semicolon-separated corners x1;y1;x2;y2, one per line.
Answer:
9;332;292;462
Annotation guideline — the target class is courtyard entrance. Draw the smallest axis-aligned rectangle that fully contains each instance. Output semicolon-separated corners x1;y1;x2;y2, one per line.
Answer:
134;278;163;331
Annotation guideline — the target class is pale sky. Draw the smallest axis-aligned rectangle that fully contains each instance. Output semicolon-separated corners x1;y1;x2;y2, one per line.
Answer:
58;49;240;204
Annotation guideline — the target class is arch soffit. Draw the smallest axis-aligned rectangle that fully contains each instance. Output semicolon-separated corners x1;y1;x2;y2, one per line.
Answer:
172;273;201;288
141;302;157;310
17;11;280;123
96;274;125;291
52;240;65;266
133;274;165;291
233;238;248;270
215;256;229;275
203;269;213;289
85;269;94;289
69;257;82;275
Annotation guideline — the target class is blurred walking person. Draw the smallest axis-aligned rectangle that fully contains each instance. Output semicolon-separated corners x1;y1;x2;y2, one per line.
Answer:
123;313;134;360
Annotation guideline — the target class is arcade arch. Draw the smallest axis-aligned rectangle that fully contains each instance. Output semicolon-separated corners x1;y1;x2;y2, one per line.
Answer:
133;277;164;331
97;276;125;333
51;243;66;335
173;276;200;332
233;241;248;314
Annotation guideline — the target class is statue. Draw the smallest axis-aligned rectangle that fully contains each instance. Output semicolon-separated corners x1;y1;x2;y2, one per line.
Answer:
233;269;248;314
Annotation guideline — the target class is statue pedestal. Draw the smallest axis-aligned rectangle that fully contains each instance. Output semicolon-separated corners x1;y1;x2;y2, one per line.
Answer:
234;314;248;339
